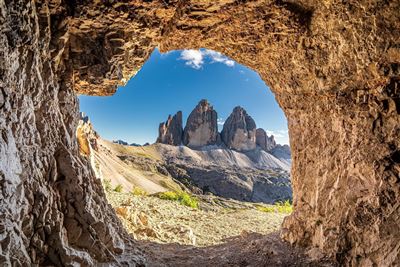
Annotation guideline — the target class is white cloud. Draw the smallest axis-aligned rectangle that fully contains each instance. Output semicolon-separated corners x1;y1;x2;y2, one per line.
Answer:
217;118;225;126
179;49;204;69
265;129;288;138
179;49;235;69
203;50;235;67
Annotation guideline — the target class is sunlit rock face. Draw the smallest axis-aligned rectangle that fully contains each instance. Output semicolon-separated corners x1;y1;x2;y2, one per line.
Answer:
183;100;219;148
157;111;183;146
221;106;257;152
1;0;399;266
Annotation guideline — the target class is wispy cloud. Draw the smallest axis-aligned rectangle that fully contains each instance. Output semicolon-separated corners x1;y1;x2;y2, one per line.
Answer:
179;49;235;69
179;50;204;69
265;129;288;138
217;118;225;126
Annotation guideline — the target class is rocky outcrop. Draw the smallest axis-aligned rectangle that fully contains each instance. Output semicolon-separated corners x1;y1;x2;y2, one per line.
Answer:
221;107;257;152
77;112;99;155
1;0;399;266
256;128;277;151
157;111;183;146
183;100;219;148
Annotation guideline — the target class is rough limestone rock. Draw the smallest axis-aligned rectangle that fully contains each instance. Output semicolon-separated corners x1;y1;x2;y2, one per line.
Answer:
1;0;399;266
156;111;183;146
256;128;277;151
183;100;219;148
222;107;257;152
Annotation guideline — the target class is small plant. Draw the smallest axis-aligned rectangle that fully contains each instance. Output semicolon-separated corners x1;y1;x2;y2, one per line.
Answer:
131;186;148;196
256;200;292;214
276;200;293;213
157;191;198;209
257;206;275;213
102;178;112;192
114;184;123;193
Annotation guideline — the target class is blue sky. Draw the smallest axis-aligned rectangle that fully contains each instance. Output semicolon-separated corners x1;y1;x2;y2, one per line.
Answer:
79;48;289;145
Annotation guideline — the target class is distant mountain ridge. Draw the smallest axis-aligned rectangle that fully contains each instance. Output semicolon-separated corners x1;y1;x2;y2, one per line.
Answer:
113;140;149;147
77;107;292;204
156;99;290;162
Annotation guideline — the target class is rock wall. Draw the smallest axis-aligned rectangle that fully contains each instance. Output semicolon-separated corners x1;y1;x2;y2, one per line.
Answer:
1;0;399;266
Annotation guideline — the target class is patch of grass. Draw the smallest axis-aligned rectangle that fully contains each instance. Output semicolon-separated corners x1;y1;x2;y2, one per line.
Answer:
114;184;123;193
102;178;112;192
257;200;293;214
257;206;276;213
131;186;148;196
157;191;198;209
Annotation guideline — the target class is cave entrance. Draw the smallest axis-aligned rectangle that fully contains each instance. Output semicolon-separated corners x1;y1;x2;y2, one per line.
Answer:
77;48;292;247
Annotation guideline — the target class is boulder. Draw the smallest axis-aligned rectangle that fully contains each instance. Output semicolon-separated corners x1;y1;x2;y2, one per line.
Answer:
221;107;256;151
183;100;219;148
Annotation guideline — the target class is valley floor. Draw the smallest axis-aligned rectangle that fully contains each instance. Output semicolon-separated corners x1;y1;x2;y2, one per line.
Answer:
108;191;335;266
107;191;287;246
106;191;286;246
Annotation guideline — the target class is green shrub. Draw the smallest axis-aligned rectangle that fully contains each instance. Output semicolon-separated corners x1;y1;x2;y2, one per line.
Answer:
157;191;198;209
102;178;112;192
276;200;293;213
114;184;123;193
257;200;292;214
131;186;148;196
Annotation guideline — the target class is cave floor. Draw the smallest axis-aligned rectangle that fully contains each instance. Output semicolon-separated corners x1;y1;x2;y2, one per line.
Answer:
116;232;336;267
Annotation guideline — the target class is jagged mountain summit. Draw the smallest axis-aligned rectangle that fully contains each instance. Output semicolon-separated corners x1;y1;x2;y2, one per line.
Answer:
157;111;183;146
256;128;276;151
221;106;257;151
156;99;290;158
78;112;292;204
183;99;220;148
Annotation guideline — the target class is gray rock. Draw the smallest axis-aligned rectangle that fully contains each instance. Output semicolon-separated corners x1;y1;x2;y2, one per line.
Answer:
270;144;291;163
156;111;183;146
183;100;219;148
169;163;292;204
256;128;277;151
221;106;257;151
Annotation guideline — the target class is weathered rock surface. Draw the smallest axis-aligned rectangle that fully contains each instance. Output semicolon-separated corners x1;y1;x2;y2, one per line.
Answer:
183;100;219;148
156;111;183;146
1;0;399;266
256;128;277;151
221;106;257;151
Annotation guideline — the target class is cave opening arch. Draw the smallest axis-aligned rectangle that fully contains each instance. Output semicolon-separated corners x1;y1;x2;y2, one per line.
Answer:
77;47;294;243
0;0;398;266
